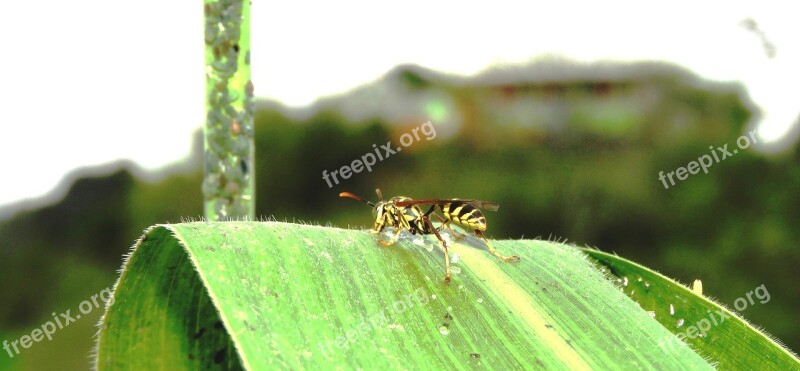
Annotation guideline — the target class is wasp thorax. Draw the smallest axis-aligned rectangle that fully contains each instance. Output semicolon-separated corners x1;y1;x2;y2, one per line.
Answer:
373;202;386;218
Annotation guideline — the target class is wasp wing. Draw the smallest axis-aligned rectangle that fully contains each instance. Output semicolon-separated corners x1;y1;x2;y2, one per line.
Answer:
394;199;500;211
473;201;500;211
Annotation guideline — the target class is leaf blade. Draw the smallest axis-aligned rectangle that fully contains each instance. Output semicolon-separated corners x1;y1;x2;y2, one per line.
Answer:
96;222;713;369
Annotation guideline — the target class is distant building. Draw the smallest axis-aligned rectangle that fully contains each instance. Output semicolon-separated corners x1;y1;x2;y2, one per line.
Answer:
261;59;755;147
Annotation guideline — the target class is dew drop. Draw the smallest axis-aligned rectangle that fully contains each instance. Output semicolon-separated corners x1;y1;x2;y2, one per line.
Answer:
622;277;629;287
677;319;685;328
439;326;450;335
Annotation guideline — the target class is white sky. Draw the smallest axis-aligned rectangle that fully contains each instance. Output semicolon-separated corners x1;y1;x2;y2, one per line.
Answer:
0;0;798;210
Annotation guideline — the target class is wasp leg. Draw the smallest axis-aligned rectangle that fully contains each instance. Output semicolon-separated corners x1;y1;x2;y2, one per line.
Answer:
378;227;403;247
475;230;520;262
435;217;466;240
423;216;451;284
423;206;466;241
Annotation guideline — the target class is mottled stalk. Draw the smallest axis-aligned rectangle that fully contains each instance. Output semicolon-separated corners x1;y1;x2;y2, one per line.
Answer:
203;0;254;220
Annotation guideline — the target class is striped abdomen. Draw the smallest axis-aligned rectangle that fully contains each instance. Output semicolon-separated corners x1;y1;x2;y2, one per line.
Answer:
442;201;487;231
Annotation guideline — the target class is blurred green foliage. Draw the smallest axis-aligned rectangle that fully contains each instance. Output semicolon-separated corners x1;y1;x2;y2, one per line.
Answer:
1;68;798;368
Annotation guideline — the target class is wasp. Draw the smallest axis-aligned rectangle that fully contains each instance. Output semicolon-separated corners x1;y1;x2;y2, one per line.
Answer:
340;189;520;284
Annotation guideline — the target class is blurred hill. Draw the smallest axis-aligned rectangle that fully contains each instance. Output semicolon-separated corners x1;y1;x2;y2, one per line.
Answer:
1;60;798;369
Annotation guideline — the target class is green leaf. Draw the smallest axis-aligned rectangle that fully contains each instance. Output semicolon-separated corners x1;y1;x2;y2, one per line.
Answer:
96;222;713;369
584;249;799;369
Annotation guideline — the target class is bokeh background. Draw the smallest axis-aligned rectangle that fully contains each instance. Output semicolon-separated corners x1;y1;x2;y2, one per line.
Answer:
1;2;798;369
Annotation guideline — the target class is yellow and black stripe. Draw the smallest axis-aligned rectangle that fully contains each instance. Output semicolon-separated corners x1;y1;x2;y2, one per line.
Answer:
442;201;488;232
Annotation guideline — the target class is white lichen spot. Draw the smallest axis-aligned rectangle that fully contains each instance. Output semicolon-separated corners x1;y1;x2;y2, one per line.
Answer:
692;279;703;296
387;324;405;331
622;277;629;287
431;294;437;301
669;304;675;316
647;311;656;318
677;318;685;328
412;237;425;246
476;298;484;304
319;251;332;263
234;310;247;321
442;234;455;246
450;266;462;275
447;306;453;312
438;326;450;335
450;253;460;264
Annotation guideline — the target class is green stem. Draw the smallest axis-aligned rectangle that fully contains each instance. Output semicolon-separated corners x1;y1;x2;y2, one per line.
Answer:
202;0;254;220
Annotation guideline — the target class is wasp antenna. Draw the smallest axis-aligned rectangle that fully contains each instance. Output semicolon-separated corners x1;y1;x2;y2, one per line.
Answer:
375;188;383;200
339;192;375;207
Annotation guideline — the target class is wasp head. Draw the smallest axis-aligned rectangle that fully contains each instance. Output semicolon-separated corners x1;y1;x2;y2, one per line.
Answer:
340;190;399;232
373;200;388;219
